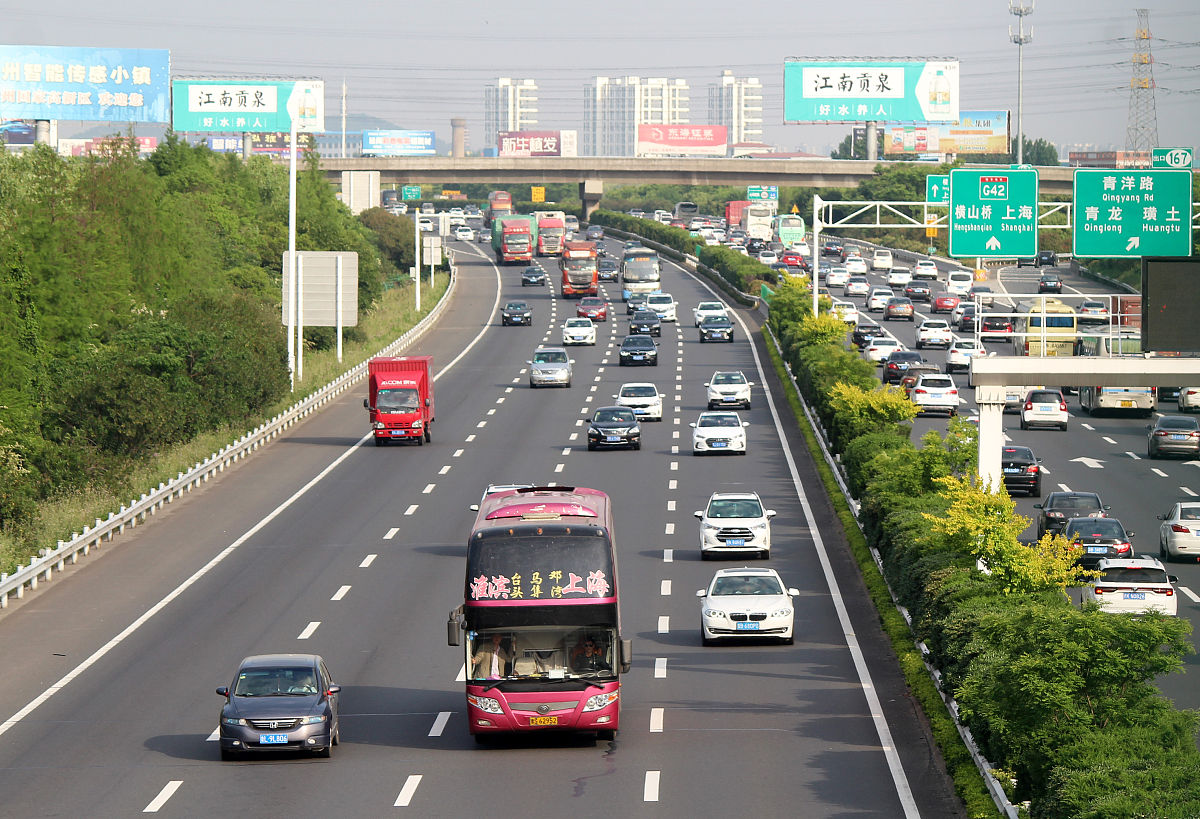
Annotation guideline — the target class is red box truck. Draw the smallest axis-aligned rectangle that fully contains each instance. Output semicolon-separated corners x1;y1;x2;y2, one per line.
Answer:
364;356;434;446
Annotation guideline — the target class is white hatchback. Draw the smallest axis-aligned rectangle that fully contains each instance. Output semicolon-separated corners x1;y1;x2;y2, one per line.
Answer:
825;267;849;288
691;411;749;455
612;382;665;421
844;275;870;296
915;319;954;350
845;257;868;275
886;267;913;286
831;302;859;324
698;567;799;645
1020;389;1069;431
909;374;960;415
946;270;973;296
914;260;939;280
867;288;896;312
693;301;728;326
946;338;984;373
561;317;597;346
694;492;776;559
1082;557;1178;616
864;337;903;363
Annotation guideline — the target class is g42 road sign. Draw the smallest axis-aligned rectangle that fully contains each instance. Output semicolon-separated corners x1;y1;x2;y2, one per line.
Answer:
948;168;1038;257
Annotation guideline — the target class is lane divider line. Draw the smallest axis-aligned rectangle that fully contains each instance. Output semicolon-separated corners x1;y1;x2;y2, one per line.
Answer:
660;580;671;596
657;617;670;634
650;708;664;732
384;528;399;540
428;712;451;737
143;781;182;814
331;585;351;602
360;554;377;568
394;775;423;808
653;658;667;678
297;621;321;640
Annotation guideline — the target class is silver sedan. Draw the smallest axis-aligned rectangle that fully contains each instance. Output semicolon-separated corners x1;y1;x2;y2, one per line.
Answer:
1158;501;1200;562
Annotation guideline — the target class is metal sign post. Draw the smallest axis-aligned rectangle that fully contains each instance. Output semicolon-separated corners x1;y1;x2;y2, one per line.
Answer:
287;115;298;391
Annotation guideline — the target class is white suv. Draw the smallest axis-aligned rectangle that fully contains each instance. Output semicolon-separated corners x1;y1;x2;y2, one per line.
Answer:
886;267;912;286
693;301;727;326
915;319;954;350
914;260;939;280
694;492;777;559
1082;556;1178;615
871;249;893;270
946;338;984;373
646;292;678;322
691;411;749;455
706;371;753;409
909;374;960;416
612;382;665;421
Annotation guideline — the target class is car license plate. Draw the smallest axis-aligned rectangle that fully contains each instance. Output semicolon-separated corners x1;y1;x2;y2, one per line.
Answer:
1123;592;1146;600
1086;546;1107;554
735;622;760;631
711;441;727;448
1003;468;1018;474
722;397;737;402
1121;400;1133;408
1171;434;1187;441
726;538;746;547
258;734;289;744
632;355;643;361
528;716;558;726
605;436;620;442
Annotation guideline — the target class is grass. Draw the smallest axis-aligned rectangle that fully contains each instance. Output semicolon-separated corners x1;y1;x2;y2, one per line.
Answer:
0;275;449;577
762;328;1001;819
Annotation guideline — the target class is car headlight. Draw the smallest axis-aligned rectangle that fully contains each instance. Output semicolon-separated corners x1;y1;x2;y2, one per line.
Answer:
411;419;423;429
771;608;793;617
752;522;768;530
301;715;328;725
703;608;728;619
702;522;719;530
222;717;247;726
467;694;503;714
583;691;619;712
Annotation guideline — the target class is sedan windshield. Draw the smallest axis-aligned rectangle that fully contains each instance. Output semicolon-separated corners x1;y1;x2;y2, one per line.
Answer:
707;499;763;518
623;338;654;350
712;373;746;385
565;319;590;328
234;667;318;697
505;303;528;311
533;351;567;364
699;415;740;428
593;409;635;424
711;576;784;596
621;386;657;398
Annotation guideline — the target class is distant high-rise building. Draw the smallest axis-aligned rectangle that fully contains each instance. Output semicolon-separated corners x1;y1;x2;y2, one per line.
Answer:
708;70;763;145
483;78;538;150
583;76;690;156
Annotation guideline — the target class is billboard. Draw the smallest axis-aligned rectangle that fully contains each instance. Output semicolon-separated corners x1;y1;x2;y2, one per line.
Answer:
635;124;728;157
363;130;436;156
0;45;170;122
497;130;578;157
783;59;959;123
883;110;1009;157
172;79;325;133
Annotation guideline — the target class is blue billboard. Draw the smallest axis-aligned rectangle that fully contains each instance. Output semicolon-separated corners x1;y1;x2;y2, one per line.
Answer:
362;130;436;156
0;45;170;122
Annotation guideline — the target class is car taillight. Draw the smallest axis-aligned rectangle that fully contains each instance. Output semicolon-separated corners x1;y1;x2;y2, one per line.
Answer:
1171;524;1191;533
1156;588;1175;596
1025;465;1039;474
1024;401;1033;410
1113;543;1132;555
1059;402;1068;411
1093;586;1110;595
949;389;958;395
1155;430;1170;437
914;389;927;395
1047;511;1064;518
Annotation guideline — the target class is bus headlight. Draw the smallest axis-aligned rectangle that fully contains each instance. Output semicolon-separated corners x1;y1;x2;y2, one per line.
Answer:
467;694;503;714
583;691;619;712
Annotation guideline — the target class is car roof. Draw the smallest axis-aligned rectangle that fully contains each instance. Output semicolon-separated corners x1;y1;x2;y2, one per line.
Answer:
707;491;762;501
619;382;658;389
699;411;741;419
712;566;780;578
1095;557;1165;570
239;653;321;669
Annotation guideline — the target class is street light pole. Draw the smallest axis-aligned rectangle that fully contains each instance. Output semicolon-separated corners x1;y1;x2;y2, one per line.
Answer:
1009;0;1034;165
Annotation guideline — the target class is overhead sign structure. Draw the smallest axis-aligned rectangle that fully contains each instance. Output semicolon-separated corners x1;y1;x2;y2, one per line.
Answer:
926;174;950;204
783;58;959;123
401;185;422;201
0;44;170;123
948;168;1038;257
362;130;435;156
1072;169;1192;258
1152;147;1193;169
747;185;778;201
172;78;324;133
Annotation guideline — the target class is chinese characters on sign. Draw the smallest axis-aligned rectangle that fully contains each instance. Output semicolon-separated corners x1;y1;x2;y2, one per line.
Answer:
363;130;436;156
1072;169;1192;258
783;59;959;123
172;79;325;133
0;45;170;122
635;124;728;157
947;168;1038;257
496;130;578;157
469;569;612;601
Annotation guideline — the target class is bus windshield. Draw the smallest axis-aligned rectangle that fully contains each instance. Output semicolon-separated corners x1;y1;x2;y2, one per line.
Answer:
622;259;661;282
467;626;618;682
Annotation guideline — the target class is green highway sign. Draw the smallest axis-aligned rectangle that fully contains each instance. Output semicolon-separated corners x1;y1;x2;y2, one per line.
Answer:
926;174;949;204
1152;147;1193;169
1072;169;1192;258
948;168;1038;257
747;185;778;201
402;185;422;201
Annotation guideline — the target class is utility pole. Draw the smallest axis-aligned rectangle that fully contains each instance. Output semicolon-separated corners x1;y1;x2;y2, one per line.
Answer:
1009;0;1034;165
1125;9;1159;151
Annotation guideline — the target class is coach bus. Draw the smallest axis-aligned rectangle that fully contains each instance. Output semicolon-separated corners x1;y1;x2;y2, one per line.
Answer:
773;214;806;247
673;201;699;222
1012;297;1078;357
447;486;631;742
620;247;662;300
1076;331;1157;416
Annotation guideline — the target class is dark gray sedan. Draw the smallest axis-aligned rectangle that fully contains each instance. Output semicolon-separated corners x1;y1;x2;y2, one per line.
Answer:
699;315;735;342
217;654;340;760
1147;415;1200;459
587;405;642;451
501;301;532;326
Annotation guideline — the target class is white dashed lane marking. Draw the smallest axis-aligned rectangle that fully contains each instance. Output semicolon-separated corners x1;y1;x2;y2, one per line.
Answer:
405;505;419;515
654;658;667;678
428;712;451;737
664;523;675;535
663;549;673;562
143;781;182;813
650;708;664;732
395;775;423;807
1152;468;1168;477
422;484;435;494
660;580;671;596
384;528;399;540
297;621;320;640
331;585;351;601
657;616;670;634
360;554;377;568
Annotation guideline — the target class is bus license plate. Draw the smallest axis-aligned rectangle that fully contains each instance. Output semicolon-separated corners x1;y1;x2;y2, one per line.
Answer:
735;622;760;630
259;734;289;744
528;716;558;726
1123;592;1146;600
1121;400;1133;408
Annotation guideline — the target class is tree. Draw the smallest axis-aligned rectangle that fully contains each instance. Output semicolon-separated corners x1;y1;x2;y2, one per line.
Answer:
1009;136;1058;166
830;130;884;160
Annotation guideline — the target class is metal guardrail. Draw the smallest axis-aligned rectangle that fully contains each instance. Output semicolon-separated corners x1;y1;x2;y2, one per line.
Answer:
0;269;458;610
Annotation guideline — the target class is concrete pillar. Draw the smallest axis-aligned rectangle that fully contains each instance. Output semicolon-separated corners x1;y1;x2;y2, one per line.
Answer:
450;118;467;157
974;385;1007;493
242;132;253;161
865;121;878;161
579;179;604;219
34;120;52;145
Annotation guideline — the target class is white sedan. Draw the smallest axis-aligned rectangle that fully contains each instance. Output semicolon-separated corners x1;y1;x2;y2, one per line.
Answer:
946;338;984;373
864;337;902;363
693;301;728;326
845;257;869;275
612;382;665;421
697;567;798;645
825;267;849;288
1158;502;1200;561
914;259;939;280
915;319;954;350
831;302;859;324
867;288;896;312
454;226;475;241
691;411;749;455
561;317;597;346
886;267;913;287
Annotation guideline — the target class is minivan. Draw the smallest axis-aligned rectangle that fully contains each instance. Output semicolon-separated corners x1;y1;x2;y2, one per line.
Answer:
871;249;893;271
946;270;973;296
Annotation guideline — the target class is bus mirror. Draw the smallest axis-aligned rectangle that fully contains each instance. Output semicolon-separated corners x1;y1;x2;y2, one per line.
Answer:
620;639;633;674
447;619;461;647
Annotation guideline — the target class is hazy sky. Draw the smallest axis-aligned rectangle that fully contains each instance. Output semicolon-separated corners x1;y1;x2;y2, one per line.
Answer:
6;1;1198;153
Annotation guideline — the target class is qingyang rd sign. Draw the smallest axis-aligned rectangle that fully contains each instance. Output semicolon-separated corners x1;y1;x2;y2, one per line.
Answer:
747;185;778;201
1072;169;1192;258
948;168;1038;258
783;59;959;123
173;79;325;133
1152;147;1193;169
0;44;170;122
926;174;950;204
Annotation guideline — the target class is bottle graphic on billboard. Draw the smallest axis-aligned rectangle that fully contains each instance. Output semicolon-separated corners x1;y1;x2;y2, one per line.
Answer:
928;71;951;116
301;87;316;121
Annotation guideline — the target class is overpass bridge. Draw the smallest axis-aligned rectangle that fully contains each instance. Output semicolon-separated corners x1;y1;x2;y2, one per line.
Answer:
311;156;1079;215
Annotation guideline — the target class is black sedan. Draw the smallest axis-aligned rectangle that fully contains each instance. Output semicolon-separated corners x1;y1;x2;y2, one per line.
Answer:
1000;445;1042;497
521;267;546;286
852;321;884;349
1064;517;1134;569
629;310;662;337
587;406;641;451
1034;491;1110;539
598;259;619;282
626;292;650;314
1038;272;1063;293
903;282;932;302
501;301;532;326
881;351;927;385
618;335;658;366
217;653;340;760
822;239;844;257
699;315;735;343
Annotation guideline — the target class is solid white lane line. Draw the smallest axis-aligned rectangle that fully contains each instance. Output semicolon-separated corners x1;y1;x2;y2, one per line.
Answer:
143;781;182;813
428;712;451;737
1183;487;1197;497
1152;468;1169;477
206;728;219;742
654;658;667;678
650;708;664;733
668;480;677;490
1126;451;1140;460
297;621;321;640
405;504;419;515
455;664;466;682
331;585;351;601
384;528;399;540
667;500;676;511
664;523;675;535
1103;436;1117;444
422;484;435;494
555;463;565;473
663;549;673;562
660;580;671;596
657;617;670;635
395;775;423;807
453;448;464;457
562;447;571;455
465;434;476;442
1180;586;1200;603
360;554;377;568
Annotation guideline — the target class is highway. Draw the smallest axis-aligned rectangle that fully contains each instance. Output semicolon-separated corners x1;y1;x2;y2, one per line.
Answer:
0;236;962;816
829;244;1200;713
